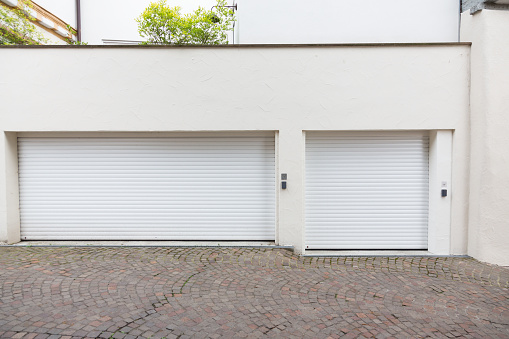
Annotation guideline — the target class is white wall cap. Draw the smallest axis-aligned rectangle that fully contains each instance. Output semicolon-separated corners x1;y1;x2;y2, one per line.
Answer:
39;17;55;29
23;6;37;18
55;26;68;37
0;0;17;6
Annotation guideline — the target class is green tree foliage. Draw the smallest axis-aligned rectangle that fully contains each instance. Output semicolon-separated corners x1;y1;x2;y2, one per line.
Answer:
0;0;47;45
136;0;235;45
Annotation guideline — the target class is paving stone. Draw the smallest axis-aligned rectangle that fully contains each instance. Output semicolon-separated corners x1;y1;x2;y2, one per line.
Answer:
0;247;508;338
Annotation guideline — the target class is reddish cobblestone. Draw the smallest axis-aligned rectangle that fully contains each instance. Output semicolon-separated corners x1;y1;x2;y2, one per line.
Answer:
0;247;508;338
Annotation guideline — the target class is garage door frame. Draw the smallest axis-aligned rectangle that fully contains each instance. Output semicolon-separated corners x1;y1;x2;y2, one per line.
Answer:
303;130;453;254
16;131;278;242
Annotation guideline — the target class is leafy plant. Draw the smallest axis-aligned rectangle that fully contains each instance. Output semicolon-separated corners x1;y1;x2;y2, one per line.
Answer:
66;24;87;45
136;0;235;45
0;0;47;45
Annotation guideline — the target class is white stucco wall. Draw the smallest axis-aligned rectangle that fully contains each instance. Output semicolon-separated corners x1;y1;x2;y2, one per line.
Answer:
236;0;460;44
461;10;509;266
0;45;470;254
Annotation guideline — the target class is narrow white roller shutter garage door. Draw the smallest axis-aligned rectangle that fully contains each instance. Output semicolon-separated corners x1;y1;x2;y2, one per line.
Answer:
306;132;429;250
18;137;275;240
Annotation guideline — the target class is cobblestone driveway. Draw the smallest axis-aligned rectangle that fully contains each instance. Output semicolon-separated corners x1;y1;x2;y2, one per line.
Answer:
0;247;508;338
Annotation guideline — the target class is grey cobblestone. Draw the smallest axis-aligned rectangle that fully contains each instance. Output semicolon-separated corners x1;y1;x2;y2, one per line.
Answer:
0;247;508;338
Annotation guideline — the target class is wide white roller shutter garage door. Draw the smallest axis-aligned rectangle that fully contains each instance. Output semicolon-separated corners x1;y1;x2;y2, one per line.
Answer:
306;132;429;250
18;137;275;240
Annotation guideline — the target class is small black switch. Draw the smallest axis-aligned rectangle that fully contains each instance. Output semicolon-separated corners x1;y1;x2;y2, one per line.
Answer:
441;189;447;197
282;181;287;189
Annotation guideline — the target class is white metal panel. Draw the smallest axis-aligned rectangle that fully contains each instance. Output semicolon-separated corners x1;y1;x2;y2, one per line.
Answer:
306;132;429;249
18;137;275;240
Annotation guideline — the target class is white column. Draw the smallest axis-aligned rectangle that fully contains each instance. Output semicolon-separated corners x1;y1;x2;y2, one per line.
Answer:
427;130;452;254
1;133;21;244
461;10;509;266
277;129;305;254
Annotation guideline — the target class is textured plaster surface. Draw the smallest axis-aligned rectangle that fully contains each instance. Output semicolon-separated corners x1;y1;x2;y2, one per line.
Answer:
461;10;509;266
0;46;470;254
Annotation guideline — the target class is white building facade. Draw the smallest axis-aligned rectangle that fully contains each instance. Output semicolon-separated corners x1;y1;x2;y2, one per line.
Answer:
0;44;470;257
235;0;460;44
1;1;508;266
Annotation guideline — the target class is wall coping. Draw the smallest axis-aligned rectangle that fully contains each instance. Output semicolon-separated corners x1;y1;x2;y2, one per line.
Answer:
0;42;472;49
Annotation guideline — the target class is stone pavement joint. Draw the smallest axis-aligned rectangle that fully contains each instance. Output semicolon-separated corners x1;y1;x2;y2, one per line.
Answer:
0;247;508;338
